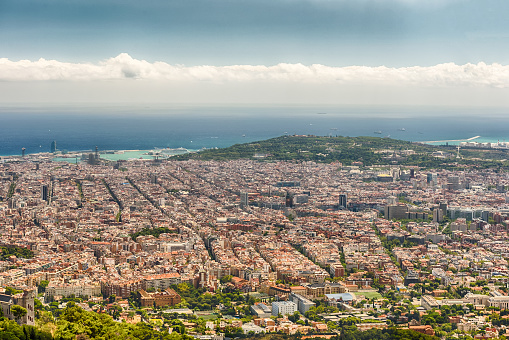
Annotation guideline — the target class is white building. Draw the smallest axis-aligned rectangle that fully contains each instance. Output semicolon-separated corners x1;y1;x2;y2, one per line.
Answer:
271;301;297;316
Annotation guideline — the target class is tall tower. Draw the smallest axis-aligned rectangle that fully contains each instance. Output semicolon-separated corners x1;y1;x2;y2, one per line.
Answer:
339;194;347;210
21;147;26;157
50;140;57;153
285;191;294;208
95;146;99;161
240;192;249;207
41;185;48;201
150;174;158;184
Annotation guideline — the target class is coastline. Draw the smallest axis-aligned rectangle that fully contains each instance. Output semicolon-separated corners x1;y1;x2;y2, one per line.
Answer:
0;148;196;162
421;135;481;144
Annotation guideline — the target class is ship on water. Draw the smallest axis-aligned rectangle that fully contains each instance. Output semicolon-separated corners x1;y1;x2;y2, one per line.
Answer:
374;130;382;134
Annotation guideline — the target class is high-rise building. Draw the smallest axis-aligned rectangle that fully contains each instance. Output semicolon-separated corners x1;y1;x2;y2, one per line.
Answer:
481;210;490;222
448;175;461;190
150;174;158;184
433;208;444;223
50;140;57;153
240;192;249;207
7;198;16;209
41;185;48;201
439;202;447;216
285;191;294;208
21;147;26;157
385;203;409;220
88;154;96;165
339;194;347;210
427;173;438;184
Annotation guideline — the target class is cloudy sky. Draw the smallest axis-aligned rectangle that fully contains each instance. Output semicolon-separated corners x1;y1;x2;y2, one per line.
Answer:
1;0;509;106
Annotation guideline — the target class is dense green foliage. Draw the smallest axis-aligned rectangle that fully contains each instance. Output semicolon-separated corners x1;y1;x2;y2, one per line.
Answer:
10;305;27;322
75;180;85;201
380;238;418;252
7;182;16;199
174;135;509;169
130;227;177;241
30;302;197;340
170;282;246;313
0;246;34;260
338;327;439;340
175;135;434;164
4;287;23;295
237;329;439;340
305;304;340;321
0;318;52;340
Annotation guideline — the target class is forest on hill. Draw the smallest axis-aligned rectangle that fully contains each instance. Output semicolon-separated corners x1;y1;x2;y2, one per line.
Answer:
174;135;509;170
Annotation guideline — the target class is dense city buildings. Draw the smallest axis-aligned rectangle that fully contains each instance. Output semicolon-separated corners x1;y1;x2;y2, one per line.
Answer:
2;153;509;338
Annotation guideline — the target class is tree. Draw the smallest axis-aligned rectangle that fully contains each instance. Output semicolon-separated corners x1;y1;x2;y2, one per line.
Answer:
220;275;233;284
170;319;186;334
38;280;49;294
5;287;22;296
10;305;27;323
288;311;300;322
0;318;53;340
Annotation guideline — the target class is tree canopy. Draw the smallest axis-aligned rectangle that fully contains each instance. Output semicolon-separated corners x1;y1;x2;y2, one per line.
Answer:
0;246;34;260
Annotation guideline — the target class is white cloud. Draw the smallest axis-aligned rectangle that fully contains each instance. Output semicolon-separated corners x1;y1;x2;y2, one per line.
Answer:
1;53;509;88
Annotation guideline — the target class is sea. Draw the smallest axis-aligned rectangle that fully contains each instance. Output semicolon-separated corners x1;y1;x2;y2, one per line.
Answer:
1;105;509;158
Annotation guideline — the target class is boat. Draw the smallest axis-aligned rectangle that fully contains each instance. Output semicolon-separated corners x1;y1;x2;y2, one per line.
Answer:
398;128;406;131
374;130;382;134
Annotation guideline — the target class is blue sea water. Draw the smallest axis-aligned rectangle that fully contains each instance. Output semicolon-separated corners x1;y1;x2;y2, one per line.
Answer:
1;105;509;156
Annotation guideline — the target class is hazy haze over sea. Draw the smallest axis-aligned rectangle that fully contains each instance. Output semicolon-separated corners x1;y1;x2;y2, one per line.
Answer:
1;105;509;157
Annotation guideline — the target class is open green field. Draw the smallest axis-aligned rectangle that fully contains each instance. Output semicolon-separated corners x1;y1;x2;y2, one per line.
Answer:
357;291;383;300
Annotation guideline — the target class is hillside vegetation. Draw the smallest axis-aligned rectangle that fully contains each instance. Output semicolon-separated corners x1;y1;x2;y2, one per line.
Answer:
174;135;509;169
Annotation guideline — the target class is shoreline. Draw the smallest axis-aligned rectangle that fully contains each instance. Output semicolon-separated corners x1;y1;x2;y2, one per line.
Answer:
420;135;481;144
0;148;196;161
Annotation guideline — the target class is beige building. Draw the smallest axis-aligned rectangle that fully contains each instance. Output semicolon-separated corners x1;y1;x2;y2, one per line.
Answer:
0;288;36;325
305;282;346;299
488;296;509;309
421;295;439;311
138;288;181;308
45;278;101;299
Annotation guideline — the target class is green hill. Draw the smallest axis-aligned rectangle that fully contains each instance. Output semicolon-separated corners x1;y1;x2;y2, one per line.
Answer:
174;135;509;170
